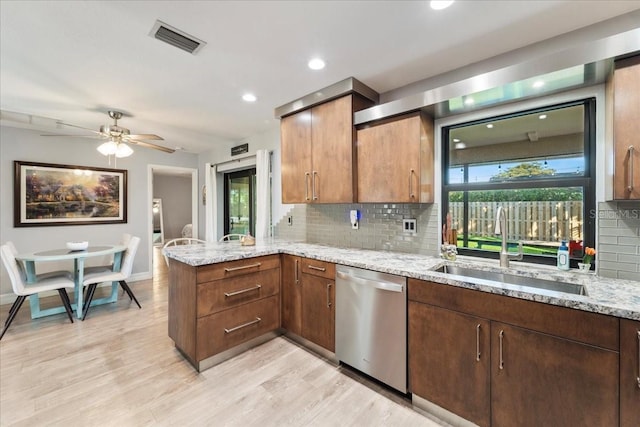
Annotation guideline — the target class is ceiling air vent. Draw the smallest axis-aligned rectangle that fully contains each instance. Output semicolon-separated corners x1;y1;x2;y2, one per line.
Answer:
150;20;206;55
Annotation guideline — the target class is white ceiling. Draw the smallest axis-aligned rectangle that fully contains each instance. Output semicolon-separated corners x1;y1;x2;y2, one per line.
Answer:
1;1;639;155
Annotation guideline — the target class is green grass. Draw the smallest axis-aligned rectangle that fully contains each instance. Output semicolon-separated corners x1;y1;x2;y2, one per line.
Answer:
459;236;557;256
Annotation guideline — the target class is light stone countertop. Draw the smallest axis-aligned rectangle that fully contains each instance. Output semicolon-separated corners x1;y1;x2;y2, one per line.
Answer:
163;239;640;321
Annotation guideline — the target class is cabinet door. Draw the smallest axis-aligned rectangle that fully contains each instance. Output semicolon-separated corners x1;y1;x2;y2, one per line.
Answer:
621;319;640;427
281;255;302;335
409;302;490;427
357;114;422;203
311;95;355;203
281;110;312;203
301;274;335;351
491;322;619;427
614;56;640;200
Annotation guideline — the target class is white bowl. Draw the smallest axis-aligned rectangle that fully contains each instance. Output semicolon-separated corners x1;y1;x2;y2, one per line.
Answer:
66;241;89;251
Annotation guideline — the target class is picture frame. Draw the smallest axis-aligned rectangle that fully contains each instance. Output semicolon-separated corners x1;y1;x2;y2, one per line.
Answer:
14;160;127;227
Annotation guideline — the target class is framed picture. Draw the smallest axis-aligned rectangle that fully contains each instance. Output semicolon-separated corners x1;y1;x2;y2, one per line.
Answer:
14;160;127;227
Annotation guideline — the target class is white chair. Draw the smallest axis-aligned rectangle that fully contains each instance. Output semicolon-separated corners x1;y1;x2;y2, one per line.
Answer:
1;244;75;340
83;233;132;275
162;238;206;267
219;234;246;242
5;241;73;281
81;236;141;321
181;224;193;238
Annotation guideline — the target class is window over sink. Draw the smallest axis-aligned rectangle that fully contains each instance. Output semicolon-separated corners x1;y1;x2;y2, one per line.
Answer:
442;99;596;266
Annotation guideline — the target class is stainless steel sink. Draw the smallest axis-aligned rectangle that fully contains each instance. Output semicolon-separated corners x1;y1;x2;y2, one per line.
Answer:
434;265;587;296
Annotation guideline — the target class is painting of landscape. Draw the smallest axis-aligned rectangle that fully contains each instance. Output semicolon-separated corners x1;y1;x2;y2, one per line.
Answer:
14;161;127;226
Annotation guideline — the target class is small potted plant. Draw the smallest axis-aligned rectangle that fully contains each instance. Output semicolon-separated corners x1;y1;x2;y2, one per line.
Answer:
578;247;596;273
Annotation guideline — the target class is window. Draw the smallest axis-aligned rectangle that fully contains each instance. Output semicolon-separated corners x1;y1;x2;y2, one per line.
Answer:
224;168;256;236
442;99;595;266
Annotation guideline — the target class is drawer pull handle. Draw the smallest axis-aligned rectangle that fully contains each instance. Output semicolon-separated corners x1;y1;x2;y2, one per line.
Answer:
224;317;262;334
308;265;326;272
499;329;505;370
476;324;481;362
628;146;635;193
636;330;640;389
224;262;261;273
224;284;261;298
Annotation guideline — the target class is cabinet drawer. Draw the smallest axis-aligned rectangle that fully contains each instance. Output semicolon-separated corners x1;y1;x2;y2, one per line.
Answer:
301;258;335;279
196;295;280;360
196;255;280;283
408;279;619;350
197;268;280;317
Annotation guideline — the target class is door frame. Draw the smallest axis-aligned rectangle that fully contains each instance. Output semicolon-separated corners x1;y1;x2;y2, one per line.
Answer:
147;165;198;270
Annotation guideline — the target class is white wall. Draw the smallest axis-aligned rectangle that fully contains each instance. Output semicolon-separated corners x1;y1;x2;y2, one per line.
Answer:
0;126;198;301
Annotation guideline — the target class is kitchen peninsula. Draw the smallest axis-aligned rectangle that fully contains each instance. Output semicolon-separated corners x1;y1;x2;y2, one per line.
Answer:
165;239;639;427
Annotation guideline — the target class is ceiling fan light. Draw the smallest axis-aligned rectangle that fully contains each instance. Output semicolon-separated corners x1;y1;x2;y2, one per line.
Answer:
115;143;134;158
97;140;118;155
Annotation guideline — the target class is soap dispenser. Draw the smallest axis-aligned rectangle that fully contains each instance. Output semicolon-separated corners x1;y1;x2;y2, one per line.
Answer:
557;240;570;270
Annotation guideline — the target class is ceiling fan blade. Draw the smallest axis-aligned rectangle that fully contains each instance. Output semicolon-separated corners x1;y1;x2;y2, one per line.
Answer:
56;121;104;135
127;133;163;141
40;134;105;139
124;139;175;153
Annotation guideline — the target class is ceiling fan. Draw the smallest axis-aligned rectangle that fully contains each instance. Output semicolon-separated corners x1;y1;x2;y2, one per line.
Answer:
42;110;175;157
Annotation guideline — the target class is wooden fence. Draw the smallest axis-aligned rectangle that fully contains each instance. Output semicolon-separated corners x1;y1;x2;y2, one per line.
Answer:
449;201;583;242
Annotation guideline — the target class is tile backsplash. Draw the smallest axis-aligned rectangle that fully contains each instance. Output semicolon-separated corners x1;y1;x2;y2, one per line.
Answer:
597;202;640;280
275;203;439;256
275;201;639;281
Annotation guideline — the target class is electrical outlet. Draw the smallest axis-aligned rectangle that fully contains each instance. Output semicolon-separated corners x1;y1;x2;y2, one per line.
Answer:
403;218;417;235
287;216;293;226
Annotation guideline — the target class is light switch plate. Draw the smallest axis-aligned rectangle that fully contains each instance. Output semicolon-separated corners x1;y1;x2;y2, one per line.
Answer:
403;218;417;235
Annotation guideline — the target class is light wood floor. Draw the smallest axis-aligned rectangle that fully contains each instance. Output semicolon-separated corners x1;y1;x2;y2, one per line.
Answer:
0;248;449;426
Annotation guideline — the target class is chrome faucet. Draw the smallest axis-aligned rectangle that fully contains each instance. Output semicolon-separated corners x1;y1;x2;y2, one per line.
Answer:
495;206;523;268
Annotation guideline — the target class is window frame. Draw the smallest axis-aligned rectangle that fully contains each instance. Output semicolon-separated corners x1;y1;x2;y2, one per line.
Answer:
441;98;596;267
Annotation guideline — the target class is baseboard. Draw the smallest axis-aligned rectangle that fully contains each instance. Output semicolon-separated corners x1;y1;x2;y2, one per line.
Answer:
0;271;153;306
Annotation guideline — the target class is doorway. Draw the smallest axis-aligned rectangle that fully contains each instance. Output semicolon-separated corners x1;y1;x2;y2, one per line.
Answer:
224;168;256;236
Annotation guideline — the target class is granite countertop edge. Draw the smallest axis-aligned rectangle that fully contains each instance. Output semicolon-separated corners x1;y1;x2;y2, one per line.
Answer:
163;239;640;321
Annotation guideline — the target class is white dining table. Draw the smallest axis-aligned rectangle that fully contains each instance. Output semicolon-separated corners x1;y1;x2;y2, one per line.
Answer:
16;245;127;319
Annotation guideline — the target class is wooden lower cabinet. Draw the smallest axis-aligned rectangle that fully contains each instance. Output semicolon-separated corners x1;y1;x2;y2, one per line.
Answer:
621;319;640;427
168;255;280;370
196;295;279;360
409;302;490;427
301;272;335;352
408;279;621;426
491;322;619;427
281;255;302;335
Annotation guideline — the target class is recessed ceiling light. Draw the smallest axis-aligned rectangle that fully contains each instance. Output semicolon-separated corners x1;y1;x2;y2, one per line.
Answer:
533;80;545;88
454;142;466;149
539;114;547;120
242;93;257;102
486;123;494;129
430;0;454;10
308;58;325;70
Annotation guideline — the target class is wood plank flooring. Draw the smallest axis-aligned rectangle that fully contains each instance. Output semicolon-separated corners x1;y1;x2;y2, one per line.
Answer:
0;248;448;426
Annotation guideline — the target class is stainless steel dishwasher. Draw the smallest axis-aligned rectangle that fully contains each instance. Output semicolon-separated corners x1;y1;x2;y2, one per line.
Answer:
335;265;407;393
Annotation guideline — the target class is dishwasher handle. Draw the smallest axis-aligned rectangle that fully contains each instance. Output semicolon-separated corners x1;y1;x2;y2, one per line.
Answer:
336;271;404;292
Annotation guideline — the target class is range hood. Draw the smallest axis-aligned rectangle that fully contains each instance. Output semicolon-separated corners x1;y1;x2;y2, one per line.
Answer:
355;18;640;125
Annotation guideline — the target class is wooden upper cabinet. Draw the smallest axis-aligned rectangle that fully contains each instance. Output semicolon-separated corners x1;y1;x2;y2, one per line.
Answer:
356;112;434;203
613;55;640;200
620;319;640;427
281;110;312;203
280;94;374;204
